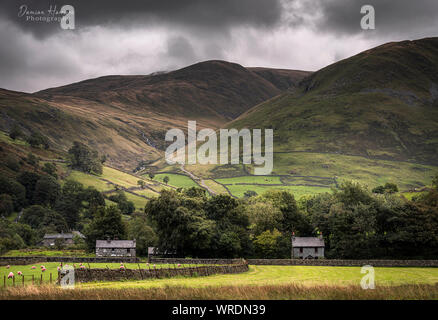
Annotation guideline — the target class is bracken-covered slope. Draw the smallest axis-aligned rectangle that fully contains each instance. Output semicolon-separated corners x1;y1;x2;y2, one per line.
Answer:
230;37;438;165
0;61;309;170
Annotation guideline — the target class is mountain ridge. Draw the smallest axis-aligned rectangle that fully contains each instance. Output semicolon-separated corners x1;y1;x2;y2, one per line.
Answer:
1;60;310;170
229;37;438;165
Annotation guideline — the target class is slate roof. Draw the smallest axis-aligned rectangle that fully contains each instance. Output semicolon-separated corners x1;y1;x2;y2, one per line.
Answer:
292;237;325;248
96;240;136;248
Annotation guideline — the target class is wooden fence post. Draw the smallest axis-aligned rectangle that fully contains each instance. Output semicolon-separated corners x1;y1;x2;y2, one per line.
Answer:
3;275;5;288
50;273;52;284
40;274;43;285
32;275;34;285
22;275;25;286
12;276;15;287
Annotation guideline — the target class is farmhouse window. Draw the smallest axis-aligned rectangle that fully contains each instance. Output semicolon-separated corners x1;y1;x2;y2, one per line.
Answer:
299;248;303;253
315;248;318;253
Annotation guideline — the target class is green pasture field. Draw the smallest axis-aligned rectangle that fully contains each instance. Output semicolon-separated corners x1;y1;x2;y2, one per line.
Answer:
225;184;331;199
102;166;145;188
77;265;438;290
106;191;148;211
270;152;437;191
203;179;229;194
133;188;160;198
67;170;113;192
216;176;282;185
152;173;198;188
0;262;200;286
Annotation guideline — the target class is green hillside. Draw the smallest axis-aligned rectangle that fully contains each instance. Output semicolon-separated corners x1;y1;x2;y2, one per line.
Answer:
230;37;438;165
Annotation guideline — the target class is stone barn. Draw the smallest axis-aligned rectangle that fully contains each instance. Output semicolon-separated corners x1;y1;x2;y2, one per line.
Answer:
41;231;85;247
96;240;136;257
291;236;325;259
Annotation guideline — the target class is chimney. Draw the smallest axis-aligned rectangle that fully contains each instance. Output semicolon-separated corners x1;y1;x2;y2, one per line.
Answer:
318;232;323;240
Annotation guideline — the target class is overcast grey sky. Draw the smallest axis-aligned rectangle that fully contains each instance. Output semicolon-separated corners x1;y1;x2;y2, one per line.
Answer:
1;0;437;92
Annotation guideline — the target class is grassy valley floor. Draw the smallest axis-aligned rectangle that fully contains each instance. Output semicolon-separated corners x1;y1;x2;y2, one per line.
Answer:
1;264;437;299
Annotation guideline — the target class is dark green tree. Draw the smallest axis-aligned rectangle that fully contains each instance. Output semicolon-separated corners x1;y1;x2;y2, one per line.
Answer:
55;180;84;228
9;124;23;140
244;190;258;198
33;175;61;207
0;194;14;217
146;189;214;257
67;141;103;174
127;214;158;256
108;191;135;215
42;162;58;178
27;132;50;149
17;171;41;204
84;205;127;252
0;176;26;210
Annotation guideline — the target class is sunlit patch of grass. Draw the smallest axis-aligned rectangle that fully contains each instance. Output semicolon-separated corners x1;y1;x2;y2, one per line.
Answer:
216;176;282;185
67;170;113;192
101;167;143;188
151;173;198;188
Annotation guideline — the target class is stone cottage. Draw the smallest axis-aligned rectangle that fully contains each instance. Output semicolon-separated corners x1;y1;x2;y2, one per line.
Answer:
96;240;136;257
41;231;85;247
291;235;325;259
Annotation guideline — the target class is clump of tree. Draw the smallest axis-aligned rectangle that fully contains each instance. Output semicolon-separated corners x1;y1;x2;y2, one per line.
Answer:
146;188;250;258
0;194;14;217
304;181;438;259
127;213;157;256
0;175;26;210
42;162;57;178
9;124;24;140
372;183;398;194
67;141;102;174
83;205;126;252
27;132;50;149
108;191;135;215
137;180;145;189
244;190;258;198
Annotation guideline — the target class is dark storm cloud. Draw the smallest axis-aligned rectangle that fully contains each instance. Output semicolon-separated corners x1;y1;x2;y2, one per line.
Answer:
167;36;198;65
1;0;438;93
0;0;283;37
311;0;438;37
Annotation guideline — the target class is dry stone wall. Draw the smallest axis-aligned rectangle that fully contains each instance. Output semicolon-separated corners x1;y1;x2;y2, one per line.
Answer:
247;259;438;267
59;260;249;283
150;258;438;267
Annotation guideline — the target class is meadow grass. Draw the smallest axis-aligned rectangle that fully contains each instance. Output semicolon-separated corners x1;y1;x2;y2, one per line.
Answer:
101;166;144;188
271;152;437;191
216;176;282;185
0;262;195;286
67;170;113;192
203;179;229;194
74;265;438;290
1;265;437;300
1;283;437;300
106;191;148;211
132;188;160;198
225;184;331;199
152;173;198;188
